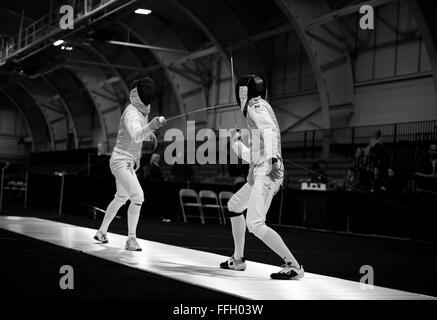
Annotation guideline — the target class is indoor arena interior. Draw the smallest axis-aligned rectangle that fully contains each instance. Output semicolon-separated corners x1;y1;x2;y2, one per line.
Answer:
0;0;437;306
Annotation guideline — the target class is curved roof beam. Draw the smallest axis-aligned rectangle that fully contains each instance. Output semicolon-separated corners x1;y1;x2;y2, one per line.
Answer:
0;85;50;151
165;0;237;115
116;21;182;116
0;9;106;148
167;0;229;63
41;76;79;149
10;78;56;151
0;10;67;151
79;37;186;130
274;0;355;128
77;40;157;83
0;88;35;152
81;43;130;106
116;18;208;126
16;76;76;151
66;47;126;152
169;0;266;76
44;68;102;149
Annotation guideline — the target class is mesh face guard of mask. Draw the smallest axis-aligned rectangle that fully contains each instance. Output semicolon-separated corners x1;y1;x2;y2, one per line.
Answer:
235;75;267;117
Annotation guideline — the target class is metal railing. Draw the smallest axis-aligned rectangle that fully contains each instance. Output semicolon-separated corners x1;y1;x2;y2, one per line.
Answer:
0;0;118;64
281;119;437;159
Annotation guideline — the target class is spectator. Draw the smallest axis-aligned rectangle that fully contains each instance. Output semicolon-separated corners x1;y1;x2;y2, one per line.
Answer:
147;153;164;181
381;167;403;194
369;166;383;193
414;144;437;193
331;167;355;191
368;130;384;156
1;162;10;181
171;162;193;183
310;162;328;184
343;167;359;191
416;144;437;176
355;130;385;168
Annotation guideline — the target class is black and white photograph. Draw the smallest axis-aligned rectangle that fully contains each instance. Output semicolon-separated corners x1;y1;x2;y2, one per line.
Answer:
0;0;436;314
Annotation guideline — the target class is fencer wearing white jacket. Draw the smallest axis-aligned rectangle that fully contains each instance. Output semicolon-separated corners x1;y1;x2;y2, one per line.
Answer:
94;78;165;251
221;75;304;280
231;96;283;183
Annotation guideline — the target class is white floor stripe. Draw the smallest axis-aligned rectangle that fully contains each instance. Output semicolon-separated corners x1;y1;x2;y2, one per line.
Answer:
0;216;434;300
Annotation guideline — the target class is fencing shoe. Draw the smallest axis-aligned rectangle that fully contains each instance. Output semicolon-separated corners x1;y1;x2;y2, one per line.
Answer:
270;262;304;280
125;237;142;251
94;230;108;244
220;256;246;271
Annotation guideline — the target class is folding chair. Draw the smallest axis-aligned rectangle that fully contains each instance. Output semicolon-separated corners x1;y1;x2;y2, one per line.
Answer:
179;189;204;224
199;190;222;225
218;191;234;225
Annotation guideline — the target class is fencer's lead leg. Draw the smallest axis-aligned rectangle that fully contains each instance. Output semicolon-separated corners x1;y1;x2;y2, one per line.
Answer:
126;202;142;251
230;215;246;260
99;199;122;233
227;183;251;260
114;162;144;251
95;179;128;243
95;199;122;243
246;176;303;279
127;202;141;238
100;180;128;230
220;183;251;271
245;177;293;262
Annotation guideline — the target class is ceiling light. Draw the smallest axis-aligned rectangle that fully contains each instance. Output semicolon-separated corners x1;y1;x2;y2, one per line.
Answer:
53;40;64;46
135;8;151;15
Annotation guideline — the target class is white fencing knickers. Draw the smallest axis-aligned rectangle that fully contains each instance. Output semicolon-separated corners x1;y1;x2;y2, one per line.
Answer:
110;152;144;205
99;151;144;236
227;163;282;237
226;163;298;264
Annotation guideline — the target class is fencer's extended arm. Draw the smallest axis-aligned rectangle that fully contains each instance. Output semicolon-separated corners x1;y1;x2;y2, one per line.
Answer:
231;138;251;163
247;105;279;160
124;108;153;143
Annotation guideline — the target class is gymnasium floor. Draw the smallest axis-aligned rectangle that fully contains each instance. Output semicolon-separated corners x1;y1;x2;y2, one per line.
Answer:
0;207;436;300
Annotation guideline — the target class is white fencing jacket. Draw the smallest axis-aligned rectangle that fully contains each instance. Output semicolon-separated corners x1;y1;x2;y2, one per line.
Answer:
113;104;153;168
232;97;282;168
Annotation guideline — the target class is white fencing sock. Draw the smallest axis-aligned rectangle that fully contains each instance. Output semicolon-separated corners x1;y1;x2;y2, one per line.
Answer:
230;215;246;260
127;202;141;238
99;198;124;234
260;227;299;267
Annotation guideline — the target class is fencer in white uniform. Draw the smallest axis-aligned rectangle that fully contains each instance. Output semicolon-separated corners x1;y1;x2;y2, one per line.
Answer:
94;77;166;251
220;75;304;280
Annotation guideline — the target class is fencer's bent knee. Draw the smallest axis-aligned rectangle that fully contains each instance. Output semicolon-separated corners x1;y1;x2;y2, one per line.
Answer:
129;191;144;205
246;219;268;238
227;196;245;215
114;194;128;205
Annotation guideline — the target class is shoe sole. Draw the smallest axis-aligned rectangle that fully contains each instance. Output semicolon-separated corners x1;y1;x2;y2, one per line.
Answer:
93;235;108;244
220;266;246;271
125;247;142;251
270;272;304;280
220;264;246;271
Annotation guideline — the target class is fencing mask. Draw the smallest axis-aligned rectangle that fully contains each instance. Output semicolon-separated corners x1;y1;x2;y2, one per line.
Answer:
235;74;267;117
129;77;156;115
